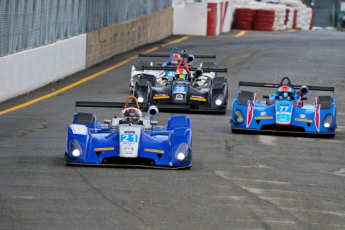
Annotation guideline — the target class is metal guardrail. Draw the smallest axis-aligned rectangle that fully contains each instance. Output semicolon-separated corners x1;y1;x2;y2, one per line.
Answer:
0;0;172;57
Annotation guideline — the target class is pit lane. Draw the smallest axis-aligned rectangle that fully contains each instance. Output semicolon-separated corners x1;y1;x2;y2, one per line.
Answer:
1;30;345;230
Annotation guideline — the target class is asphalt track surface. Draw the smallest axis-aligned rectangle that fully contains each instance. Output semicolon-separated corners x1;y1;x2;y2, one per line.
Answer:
1;30;345;230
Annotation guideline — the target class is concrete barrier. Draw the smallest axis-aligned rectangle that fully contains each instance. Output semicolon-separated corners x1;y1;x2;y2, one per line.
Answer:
173;0;233;36
0;35;86;102
86;8;173;68
0;8;173;103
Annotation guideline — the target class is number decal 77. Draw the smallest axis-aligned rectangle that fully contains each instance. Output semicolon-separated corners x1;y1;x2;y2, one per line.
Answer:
280;106;289;112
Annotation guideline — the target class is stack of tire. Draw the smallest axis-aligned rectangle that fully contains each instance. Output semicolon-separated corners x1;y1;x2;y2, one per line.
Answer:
285;8;290;26
285;7;294;29
309;10;314;30
232;8;255;30
253;9;275;31
292;9;298;29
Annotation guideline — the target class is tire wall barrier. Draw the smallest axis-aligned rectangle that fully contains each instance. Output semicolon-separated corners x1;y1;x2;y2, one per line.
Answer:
233;0;313;31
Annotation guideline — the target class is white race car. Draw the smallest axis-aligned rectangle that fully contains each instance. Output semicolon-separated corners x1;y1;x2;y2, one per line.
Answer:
129;47;216;92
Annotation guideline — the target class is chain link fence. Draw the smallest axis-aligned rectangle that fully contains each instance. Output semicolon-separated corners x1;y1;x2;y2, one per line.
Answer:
0;0;172;57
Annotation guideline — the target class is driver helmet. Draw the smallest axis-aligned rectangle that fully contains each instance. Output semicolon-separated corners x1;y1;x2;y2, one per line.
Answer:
171;53;181;64
279;85;292;98
123;107;141;123
175;68;187;81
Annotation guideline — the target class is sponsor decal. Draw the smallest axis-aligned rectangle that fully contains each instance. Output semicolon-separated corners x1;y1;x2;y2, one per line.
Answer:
175;94;183;100
260;112;266;116
294;118;312;123
144;148;164;154
124;131;135;133
300;114;306;119
124;146;133;152
94;147;114;151
255;116;273;120
190;96;206;102
278;115;288;121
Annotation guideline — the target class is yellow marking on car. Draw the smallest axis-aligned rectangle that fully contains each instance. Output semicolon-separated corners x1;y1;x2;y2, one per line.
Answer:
255;116;273;120
153;96;170;99
295;118;312;123
190;97;206;102
0;36;191;116
144;148;164;154
94;147;115;151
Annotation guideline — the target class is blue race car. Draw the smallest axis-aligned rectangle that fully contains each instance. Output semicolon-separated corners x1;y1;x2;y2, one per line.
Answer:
65;96;192;169
230;77;336;137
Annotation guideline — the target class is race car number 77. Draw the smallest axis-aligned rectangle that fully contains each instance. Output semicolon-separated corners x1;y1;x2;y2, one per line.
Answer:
280;106;289;112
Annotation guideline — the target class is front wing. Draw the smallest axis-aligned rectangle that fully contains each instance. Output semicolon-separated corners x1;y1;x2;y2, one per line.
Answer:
65;127;192;169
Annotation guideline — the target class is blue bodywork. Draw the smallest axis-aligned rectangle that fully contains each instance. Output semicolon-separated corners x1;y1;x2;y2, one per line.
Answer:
65;100;192;169
230;79;337;137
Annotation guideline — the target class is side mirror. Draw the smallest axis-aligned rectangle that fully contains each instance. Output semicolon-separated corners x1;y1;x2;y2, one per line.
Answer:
302;97;307;100
263;95;269;99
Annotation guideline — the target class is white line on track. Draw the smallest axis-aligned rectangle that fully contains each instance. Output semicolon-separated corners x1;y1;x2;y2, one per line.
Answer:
258;135;277;146
319;168;345;177
231;178;291;184
211;195;245;201
235;165;274;169
215;171;290;184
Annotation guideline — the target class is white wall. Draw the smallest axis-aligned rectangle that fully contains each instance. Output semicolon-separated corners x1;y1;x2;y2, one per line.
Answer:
0;35;86;102
173;2;208;36
173;0;233;36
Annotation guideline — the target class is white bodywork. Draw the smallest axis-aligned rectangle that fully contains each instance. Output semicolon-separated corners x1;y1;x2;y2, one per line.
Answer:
70;124;88;135
119;126;141;158
130;65;166;92
196;72;215;87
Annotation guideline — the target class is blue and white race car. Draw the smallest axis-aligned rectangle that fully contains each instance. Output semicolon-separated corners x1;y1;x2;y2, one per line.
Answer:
230;77;336;137
129;47;216;92
65;96;192;169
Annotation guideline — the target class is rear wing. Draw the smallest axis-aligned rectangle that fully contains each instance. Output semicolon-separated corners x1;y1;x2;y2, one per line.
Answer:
238;81;334;92
138;53;216;59
75;101;190;112
141;65;228;73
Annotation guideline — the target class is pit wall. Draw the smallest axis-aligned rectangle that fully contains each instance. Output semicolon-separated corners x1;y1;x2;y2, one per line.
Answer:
86;8;173;68
0;35;86;102
0;3;236;103
0;8;173;102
